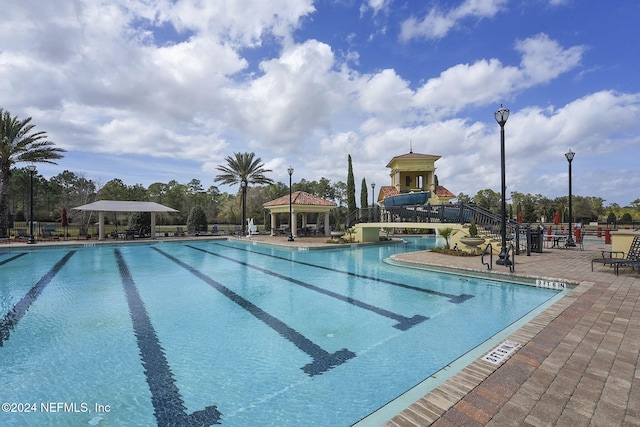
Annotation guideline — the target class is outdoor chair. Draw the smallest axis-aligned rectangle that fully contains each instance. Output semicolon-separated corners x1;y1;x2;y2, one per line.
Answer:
566;231;584;250
592;236;640;275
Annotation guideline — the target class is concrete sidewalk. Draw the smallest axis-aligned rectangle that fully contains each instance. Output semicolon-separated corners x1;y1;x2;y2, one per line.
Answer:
383;239;640;426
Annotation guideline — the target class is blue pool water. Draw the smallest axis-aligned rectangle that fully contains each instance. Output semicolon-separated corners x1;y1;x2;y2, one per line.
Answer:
0;238;561;426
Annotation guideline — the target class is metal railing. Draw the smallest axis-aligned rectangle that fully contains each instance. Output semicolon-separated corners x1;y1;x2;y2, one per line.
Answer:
481;243;493;270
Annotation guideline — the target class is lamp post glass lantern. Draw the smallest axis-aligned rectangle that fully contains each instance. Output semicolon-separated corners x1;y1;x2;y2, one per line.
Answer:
565;149;576;247
494;105;510;265
27;164;37;244
288;166;294;241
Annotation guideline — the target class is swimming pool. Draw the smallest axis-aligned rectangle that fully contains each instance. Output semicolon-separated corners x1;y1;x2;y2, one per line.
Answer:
0;238;562;426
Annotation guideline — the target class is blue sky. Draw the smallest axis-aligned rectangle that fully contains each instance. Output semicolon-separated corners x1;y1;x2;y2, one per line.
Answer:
1;0;639;206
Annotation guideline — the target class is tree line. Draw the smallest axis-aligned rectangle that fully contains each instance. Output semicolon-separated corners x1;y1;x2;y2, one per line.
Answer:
9;165;638;232
2;108;638;238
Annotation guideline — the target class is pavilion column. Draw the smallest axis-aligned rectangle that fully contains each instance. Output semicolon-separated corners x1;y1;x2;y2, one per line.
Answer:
324;212;330;236
291;211;297;238
98;211;105;241
302;213;308;229
151;212;156;239
270;212;277;236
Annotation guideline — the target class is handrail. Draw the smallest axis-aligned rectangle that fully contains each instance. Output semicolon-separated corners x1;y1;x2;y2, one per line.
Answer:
481;243;493;270
507;243;515;272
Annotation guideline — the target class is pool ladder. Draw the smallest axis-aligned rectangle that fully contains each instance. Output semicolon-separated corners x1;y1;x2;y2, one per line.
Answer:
481;243;493;270
481;243;515;272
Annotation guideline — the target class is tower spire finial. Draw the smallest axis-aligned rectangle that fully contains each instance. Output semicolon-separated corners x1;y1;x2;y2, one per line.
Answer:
409;139;413;153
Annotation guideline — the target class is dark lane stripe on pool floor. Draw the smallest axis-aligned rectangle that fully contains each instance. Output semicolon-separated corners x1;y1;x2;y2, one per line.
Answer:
187;245;427;331
114;249;222;427
0;252;27;266
152;247;356;377
213;242;474;304
0;251;75;347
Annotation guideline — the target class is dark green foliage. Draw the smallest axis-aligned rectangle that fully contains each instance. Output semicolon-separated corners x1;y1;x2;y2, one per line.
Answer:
128;211;151;236
187;205;208;232
360;177;368;208
347;154;356;213
468;220;478;237
0;108;65;237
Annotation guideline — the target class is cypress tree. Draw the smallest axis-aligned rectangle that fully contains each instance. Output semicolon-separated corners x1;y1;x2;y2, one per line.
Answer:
361;177;368;208
347;154;357;213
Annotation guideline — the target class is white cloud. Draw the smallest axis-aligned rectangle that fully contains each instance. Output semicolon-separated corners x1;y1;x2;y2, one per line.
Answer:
412;34;584;117
2;0;639;205
400;0;508;41
516;33;585;85
223;40;348;152
169;0;315;47
361;0;393;16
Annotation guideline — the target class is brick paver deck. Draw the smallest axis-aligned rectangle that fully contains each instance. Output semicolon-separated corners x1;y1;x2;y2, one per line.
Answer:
383;238;640;427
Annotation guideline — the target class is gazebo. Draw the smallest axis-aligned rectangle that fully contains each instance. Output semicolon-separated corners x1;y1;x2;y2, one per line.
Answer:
263;191;337;237
73;200;178;241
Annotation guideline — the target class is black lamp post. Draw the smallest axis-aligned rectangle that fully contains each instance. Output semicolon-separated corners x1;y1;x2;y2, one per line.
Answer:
370;181;376;222
241;180;247;235
565;149;576;247
27;164;37;244
288;166;294;241
494;105;510;265
371;182;375;207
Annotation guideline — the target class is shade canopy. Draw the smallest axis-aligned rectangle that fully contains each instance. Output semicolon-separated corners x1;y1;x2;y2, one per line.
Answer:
73;200;178;213
72;200;178;241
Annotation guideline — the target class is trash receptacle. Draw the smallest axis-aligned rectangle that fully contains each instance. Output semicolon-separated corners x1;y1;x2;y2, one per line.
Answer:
530;228;543;253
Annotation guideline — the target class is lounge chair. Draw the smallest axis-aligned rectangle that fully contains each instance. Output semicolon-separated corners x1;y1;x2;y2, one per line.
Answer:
592;236;640;275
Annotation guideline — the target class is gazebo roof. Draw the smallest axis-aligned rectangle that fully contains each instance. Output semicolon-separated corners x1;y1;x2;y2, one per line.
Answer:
73;200;178;212
263;191;336;214
264;191;336;207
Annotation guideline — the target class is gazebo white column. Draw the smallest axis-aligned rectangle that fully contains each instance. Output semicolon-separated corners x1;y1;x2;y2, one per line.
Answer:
291;212;297;237
324;212;330;236
270;212;277;236
98;211;105;241
151;212;156;238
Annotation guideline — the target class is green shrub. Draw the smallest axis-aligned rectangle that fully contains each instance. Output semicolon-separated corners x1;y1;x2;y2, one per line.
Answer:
187;205;208;232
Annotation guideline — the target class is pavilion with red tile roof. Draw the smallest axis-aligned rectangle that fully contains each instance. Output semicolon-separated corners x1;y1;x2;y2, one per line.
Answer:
263;191;337;237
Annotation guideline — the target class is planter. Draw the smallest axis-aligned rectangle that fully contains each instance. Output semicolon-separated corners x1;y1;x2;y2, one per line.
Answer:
459;237;486;253
330;231;344;237
459;237;485;246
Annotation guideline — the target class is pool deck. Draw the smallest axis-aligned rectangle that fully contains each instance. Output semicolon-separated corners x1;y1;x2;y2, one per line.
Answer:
4;234;640;426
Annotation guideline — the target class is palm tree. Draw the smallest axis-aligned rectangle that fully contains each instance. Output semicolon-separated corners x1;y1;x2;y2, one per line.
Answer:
214;152;274;235
0;109;65;238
